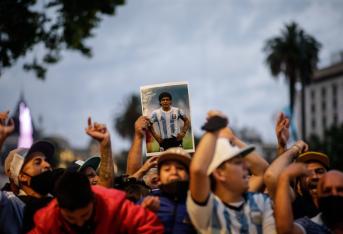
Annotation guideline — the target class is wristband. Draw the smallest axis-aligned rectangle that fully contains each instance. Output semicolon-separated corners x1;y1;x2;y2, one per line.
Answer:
201;116;228;132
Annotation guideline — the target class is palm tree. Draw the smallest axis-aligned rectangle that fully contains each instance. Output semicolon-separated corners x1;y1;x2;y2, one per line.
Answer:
263;22;321;139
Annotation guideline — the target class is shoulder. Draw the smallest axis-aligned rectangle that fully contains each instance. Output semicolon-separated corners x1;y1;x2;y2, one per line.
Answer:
92;186;126;203
246;192;271;201
33;199;60;227
245;192;273;210
295;216;330;234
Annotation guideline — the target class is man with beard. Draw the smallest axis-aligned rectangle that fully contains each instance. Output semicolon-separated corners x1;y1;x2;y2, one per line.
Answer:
140;147;197;234
275;165;343;234
29;171;164;234
264;147;330;219
293;151;330;218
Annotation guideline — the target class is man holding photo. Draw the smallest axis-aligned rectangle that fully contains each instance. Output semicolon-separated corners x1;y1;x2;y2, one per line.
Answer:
148;92;190;151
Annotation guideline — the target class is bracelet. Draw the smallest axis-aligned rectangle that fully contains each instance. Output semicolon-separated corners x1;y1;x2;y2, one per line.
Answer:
201;116;228;132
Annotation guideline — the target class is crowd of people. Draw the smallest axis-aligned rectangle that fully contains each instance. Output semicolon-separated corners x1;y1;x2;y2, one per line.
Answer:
0;104;342;233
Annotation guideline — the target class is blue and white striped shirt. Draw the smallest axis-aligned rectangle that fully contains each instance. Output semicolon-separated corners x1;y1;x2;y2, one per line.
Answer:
187;192;276;234
150;107;186;139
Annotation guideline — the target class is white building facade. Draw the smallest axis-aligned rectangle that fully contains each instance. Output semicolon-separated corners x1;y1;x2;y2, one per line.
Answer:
302;61;343;139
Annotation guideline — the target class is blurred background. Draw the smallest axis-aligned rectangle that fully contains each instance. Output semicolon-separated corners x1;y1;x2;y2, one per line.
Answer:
1;0;343;186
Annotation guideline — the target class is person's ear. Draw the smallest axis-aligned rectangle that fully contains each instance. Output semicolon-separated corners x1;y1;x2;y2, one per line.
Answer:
212;169;226;183
18;171;30;184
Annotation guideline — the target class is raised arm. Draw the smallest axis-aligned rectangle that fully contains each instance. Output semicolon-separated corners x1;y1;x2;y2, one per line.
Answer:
85;117;114;188
127;116;150;175
275;112;290;156
0;111;15;151
221;128;269;192
275;163;308;234
190;111;226;203
264;140;308;199
130;156;158;180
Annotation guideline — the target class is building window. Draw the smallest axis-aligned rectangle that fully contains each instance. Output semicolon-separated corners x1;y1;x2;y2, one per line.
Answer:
311;90;315;99
332;84;337;96
321;87;326;97
311;118;316;129
322;116;326;130
332;84;337;110
333;113;338;125
322;100;326;111
311;104;316;114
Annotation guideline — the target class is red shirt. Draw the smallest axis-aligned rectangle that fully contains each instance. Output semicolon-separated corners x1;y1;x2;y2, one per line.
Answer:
29;186;164;234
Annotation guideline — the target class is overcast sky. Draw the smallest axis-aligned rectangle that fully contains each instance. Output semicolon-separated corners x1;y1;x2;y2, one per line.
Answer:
1;0;343;153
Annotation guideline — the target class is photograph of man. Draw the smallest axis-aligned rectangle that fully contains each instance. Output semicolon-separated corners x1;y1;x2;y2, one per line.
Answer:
149;92;190;151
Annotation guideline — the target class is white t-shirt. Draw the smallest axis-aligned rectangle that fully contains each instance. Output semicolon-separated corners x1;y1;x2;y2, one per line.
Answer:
187;191;276;234
150;107;186;139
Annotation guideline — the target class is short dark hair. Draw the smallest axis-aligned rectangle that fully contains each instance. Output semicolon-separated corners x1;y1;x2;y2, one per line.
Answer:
54;171;94;211
158;92;172;102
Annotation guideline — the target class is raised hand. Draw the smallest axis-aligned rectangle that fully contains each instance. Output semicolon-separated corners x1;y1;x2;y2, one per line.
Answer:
290;140;309;155
0;111;15;142
135;116;150;137
275;112;290;148
141;156;158;173
85;117;110;145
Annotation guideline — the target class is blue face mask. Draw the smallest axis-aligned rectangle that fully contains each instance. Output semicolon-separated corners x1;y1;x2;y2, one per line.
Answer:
319;195;343;230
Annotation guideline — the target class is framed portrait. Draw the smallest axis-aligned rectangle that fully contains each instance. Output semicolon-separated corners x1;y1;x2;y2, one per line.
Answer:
140;81;195;156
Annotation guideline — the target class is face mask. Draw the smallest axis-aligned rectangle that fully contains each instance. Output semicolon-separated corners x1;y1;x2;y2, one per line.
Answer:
30;168;65;196
160;180;189;199
319;195;343;229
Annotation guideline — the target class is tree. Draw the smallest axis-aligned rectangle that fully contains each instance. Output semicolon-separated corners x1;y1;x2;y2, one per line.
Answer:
308;123;343;171
263;22;321;139
0;0;125;79
114;94;141;142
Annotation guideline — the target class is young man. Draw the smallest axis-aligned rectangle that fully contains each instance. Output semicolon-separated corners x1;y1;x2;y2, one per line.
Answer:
187;111;274;234
274;165;342;234
68;156;101;185
149;92;190;151
264;142;330;219
6;140;56;232
29;171;164;234
85;117;115;187
141;147;197;234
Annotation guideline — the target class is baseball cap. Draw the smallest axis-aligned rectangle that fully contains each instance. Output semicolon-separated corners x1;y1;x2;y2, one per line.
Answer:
207;138;255;175
68;156;101;173
296;151;330;169
158;147;192;170
6;140;55;186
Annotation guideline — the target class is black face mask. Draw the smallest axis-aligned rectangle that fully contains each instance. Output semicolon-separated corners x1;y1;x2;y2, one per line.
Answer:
319;195;343;230
30;168;65;196
160;180;189;200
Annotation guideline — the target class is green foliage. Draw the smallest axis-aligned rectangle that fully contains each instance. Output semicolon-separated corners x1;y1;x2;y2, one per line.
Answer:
308;123;343;171
263;22;321;114
114;94;142;141
0;0;125;79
